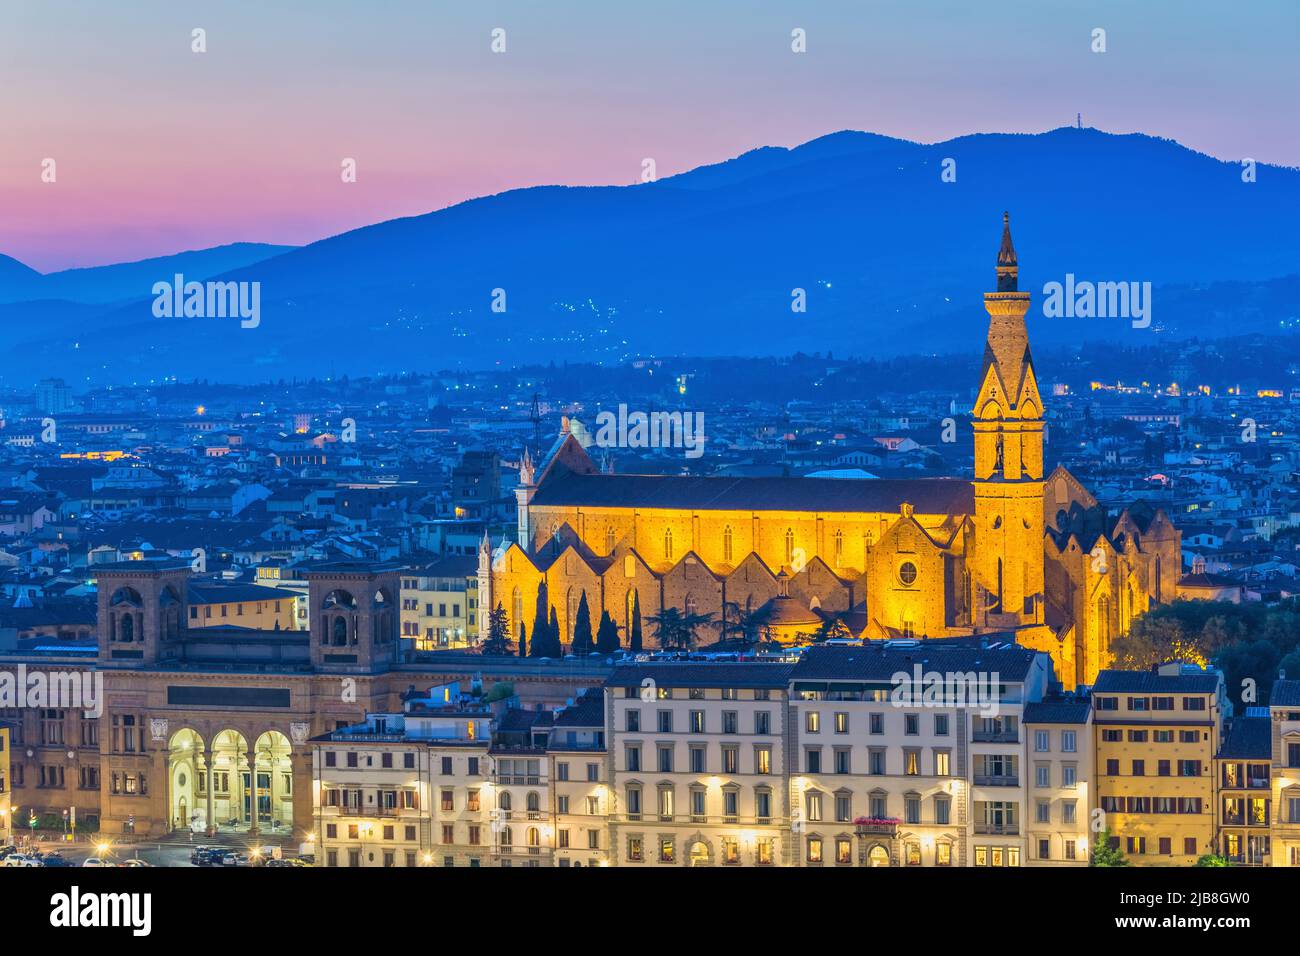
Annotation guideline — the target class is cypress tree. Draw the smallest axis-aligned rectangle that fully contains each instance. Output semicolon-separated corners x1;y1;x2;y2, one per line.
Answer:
572;592;594;655
630;592;644;653
517;622;528;658
530;581;550;657
595;610;620;653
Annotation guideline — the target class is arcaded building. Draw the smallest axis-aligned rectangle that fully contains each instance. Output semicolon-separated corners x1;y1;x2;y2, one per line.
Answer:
0;559;604;839
481;217;1181;688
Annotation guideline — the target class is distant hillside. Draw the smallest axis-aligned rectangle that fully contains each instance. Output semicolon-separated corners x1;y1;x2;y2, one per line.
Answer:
1;127;1298;385
0;242;295;306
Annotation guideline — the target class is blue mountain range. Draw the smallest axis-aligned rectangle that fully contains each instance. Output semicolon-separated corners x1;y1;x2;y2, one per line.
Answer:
2;127;1297;385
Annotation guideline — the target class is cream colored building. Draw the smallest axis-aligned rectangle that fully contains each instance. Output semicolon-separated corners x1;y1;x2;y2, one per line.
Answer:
604;664;792;867
789;642;1048;868
0;725;10;845
549;690;608;866
1215;716;1271;865
1269;680;1300;866
400;557;478;650
312;682;493;867
1024;699;1093;865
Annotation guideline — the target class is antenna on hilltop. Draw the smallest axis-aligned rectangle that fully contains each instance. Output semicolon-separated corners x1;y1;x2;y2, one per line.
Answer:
529;392;542;453
1077;112;1082;129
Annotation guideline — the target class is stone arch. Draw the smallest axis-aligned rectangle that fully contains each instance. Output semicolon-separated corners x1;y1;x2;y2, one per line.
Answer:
321;589;358;646
209;728;252;831
159;585;183;642
109;586;144;644
372;587;396;647
683;831;714;867
167;728;206;832
253;730;295;831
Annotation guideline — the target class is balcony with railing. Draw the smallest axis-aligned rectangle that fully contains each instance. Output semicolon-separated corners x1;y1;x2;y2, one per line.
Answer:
973;774;1020;788
974;821;1019;835
972;729;1019;744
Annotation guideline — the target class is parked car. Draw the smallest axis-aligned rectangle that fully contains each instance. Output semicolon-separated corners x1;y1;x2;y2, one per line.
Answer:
191;847;223;866
81;857;110;867
120;859;152;867
39;852;73;867
218;851;249;867
4;854;45;867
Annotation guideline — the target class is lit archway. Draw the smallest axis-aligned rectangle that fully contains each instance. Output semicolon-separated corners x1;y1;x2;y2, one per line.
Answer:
253;730;295;832
868;844;891;867
167;728;206;832
210;729;252;831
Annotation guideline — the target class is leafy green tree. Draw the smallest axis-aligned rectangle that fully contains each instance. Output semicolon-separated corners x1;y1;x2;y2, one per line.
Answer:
813;614;852;643
720;602;774;645
595;610;620;653
481;603;511;655
647;607;716;651
571;592;594;655
1195;853;1232;867
1089;829;1130;867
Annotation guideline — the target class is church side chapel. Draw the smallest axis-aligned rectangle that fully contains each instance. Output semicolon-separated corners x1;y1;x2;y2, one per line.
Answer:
480;216;1181;689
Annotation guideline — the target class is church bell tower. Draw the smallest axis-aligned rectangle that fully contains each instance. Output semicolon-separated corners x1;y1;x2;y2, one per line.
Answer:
972;213;1045;626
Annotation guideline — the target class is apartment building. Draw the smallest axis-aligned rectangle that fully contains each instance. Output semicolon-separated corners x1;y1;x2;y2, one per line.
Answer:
1269;679;1300;866
787;642;1052;867
399;556;478;650
0;724;10;846
549;690;608;866
489;706;557;867
187;581;297;631
604;663;793;867
1094;663;1224;865
312;681;493;867
305;656;1300;869
1215;716;1272;865
1024;699;1093;866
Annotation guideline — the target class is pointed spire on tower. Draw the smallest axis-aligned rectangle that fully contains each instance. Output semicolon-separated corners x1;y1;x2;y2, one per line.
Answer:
996;212;1018;292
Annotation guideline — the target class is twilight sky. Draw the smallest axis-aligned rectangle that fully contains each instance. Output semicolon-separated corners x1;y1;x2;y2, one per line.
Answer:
2;0;1297;272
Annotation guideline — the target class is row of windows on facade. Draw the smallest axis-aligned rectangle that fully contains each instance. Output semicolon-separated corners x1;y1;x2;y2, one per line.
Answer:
189;601;286;619
22;766;147;794
623;708;1061;745
400;600;467;615
325;849;488;868
0;711;141;751
1102;759;1205;777
322;785;604;817
1094;696;1210;712
585;526;863;567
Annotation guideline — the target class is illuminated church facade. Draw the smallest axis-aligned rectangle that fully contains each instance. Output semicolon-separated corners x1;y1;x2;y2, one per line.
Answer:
479;216;1180;688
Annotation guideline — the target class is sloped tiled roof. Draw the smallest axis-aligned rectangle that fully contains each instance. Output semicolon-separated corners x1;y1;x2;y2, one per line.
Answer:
793;643;1039;683
1023;700;1092;724
605;663;795;690
1093;669;1220;693
1217;716;1271;759
1272;680;1300;708
532;472;973;516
